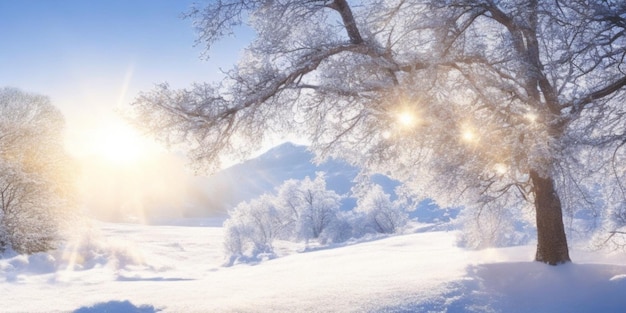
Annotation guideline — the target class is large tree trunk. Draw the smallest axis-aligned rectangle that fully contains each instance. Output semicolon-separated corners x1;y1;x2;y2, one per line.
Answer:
530;170;571;265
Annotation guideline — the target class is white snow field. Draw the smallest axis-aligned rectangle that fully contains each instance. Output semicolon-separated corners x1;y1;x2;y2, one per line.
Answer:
1;220;626;313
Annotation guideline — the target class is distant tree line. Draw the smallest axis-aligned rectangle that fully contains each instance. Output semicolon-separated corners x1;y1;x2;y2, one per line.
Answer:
223;173;408;266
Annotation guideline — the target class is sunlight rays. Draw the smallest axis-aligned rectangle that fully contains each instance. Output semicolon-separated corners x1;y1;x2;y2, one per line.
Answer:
116;63;135;108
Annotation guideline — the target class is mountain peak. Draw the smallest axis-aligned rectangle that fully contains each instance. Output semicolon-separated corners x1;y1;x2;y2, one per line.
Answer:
257;141;309;160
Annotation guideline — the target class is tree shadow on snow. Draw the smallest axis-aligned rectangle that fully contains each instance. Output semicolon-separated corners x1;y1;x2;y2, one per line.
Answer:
377;262;626;313
73;300;160;313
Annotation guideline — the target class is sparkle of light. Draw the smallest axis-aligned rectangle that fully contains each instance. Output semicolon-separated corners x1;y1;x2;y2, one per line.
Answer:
398;111;416;128
494;163;508;175
460;122;479;143
524;112;538;123
462;130;476;142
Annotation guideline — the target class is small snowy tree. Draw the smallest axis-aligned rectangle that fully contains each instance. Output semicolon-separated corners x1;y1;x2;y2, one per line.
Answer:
457;203;535;249
0;163;59;253
0;88;77;254
273;178;303;240
355;184;407;234
292;174;342;242
223;173;346;264
223;194;283;263
591;201;626;251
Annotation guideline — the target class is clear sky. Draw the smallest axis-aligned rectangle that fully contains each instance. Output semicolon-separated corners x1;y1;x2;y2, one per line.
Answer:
0;0;247;157
0;1;250;219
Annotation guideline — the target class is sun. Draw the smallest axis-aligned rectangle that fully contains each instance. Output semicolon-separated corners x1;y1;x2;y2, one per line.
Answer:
462;130;476;142
88;121;147;165
398;112;415;126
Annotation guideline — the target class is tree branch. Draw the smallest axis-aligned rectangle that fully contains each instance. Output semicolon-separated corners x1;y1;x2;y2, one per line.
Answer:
568;75;626;115
326;0;363;44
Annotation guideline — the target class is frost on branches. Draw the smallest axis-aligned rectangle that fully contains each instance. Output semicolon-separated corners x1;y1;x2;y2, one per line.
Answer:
354;184;408;234
133;1;626;264
223;174;343;265
223;173;407;265
0;88;77;255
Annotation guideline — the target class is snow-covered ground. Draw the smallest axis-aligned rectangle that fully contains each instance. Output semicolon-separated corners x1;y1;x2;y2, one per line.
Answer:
1;220;626;313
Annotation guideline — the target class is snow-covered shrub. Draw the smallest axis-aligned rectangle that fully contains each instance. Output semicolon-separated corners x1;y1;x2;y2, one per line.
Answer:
223;173;345;264
0;159;69;255
0;165;64;254
274;179;304;240
589;202;626;251
355;184;408;234
223;195;284;264
457;203;534;249
292;174;342;241
317;212;354;245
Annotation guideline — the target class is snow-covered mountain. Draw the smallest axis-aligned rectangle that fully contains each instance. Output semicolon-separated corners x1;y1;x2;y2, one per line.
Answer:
182;142;458;223
184;142;370;217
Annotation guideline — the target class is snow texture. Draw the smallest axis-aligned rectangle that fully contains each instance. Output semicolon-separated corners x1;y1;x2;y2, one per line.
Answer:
1;220;625;312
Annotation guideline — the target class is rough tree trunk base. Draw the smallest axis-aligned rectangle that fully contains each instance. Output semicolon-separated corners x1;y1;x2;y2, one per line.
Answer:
530;170;571;265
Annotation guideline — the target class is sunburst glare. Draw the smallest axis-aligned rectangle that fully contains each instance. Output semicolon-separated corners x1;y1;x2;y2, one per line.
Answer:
398;110;417;128
87;120;147;165
461;128;477;143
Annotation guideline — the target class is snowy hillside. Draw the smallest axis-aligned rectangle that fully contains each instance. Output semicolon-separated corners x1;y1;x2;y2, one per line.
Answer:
1;221;625;312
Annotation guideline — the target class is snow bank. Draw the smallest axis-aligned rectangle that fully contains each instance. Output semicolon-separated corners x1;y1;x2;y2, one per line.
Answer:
1;221;625;312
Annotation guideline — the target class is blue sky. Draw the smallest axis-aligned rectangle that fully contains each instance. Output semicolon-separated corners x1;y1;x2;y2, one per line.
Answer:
0;0;248;157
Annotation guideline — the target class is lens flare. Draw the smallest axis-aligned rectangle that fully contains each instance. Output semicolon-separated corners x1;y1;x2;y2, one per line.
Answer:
398;111;416;127
462;129;477;143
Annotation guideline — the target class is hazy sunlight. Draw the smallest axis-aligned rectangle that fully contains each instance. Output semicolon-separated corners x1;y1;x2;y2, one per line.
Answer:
83;120;147;165
462;129;477;143
96;126;141;164
524;112;538;124
64;116;193;222
494;163;508;175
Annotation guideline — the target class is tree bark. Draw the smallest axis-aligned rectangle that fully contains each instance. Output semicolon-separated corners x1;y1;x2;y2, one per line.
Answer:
328;0;364;45
530;170;571;265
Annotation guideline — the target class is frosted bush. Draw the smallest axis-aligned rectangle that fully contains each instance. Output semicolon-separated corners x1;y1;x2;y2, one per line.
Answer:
292;174;342;241
223;173;344;264
223;196;282;265
355;184;408;234
457;204;534;249
317;213;353;245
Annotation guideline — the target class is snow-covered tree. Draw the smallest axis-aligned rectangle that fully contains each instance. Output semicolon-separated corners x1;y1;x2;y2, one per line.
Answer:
273;178;303;240
133;1;626;265
223;194;283;264
355;184;407;234
457;200;535;249
0;87;77;254
291;174;342;241
223;173;345;263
